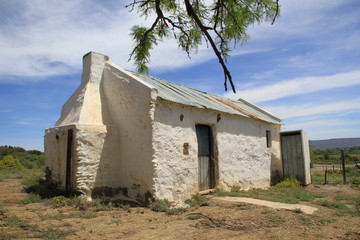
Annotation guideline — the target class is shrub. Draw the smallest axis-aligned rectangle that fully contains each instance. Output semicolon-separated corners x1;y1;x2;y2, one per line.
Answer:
52;196;71;207
0;155;23;170
4;216;28;228
230;185;241;192
187;213;203;220
149;199;170;212
120;204;132;213
293;208;303;213
184;194;209;207
166;208;186;215
22;174;65;198
21;194;41;204
275;175;301;188
0;146;45;171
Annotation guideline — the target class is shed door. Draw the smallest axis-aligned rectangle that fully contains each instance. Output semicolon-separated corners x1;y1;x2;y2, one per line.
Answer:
196;125;214;191
281;130;311;185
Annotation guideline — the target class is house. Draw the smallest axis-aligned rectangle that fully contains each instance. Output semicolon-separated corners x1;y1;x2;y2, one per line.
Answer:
44;52;285;203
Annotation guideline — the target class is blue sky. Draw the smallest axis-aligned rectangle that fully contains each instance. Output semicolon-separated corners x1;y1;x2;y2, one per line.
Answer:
0;0;359;151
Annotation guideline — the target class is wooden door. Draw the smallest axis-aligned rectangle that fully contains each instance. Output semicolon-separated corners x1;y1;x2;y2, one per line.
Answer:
196;125;214;191
281;130;311;185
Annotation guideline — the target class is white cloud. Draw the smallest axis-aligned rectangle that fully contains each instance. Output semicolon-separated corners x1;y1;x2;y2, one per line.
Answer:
264;99;360;119
248;0;352;41
303;128;360;141
0;0;219;80
1;0;359;85
0;1;139;79
16;121;33;125
251;70;277;80
283;119;360;131
241;0;360;78
224;71;360;103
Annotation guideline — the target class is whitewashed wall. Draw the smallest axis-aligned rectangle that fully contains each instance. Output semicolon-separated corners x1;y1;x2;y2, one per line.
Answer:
98;62;157;202
152;99;281;201
44;124;107;196
45;52;157;203
45;52;282;203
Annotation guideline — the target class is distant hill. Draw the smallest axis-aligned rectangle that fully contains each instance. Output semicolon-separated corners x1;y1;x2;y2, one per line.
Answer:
310;138;360;149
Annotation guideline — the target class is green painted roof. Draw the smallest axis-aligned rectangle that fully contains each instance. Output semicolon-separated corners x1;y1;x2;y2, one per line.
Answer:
130;71;282;125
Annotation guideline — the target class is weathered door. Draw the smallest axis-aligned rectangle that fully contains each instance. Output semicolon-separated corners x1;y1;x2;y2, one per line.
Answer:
281;130;311;185
196;125;215;191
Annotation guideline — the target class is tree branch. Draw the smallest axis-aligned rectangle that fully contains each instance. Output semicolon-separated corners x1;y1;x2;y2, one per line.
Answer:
184;0;236;93
271;0;280;25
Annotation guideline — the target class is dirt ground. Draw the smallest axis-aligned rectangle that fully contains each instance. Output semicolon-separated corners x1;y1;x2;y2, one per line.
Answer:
0;178;359;240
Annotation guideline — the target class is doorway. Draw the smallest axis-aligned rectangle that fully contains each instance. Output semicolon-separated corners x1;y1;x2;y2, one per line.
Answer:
196;125;215;191
65;129;73;194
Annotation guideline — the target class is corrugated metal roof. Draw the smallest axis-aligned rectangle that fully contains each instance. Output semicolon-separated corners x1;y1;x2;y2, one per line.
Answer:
130;71;281;124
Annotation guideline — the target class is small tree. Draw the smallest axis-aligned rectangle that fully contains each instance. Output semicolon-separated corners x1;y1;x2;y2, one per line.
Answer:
127;0;280;93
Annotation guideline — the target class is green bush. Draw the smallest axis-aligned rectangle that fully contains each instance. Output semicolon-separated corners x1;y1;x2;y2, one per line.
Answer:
0;146;45;171
22;174;65;198
275;175;301;188
21;194;41;204
149;199;170;212
119;204;132;213
166;208;186;215
52;196;72;207
0;155;23;170
187;213;203;220
184;194;209;207
4;216;28;228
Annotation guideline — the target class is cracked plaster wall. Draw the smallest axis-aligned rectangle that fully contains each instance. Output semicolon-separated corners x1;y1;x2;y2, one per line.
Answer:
152;99;281;201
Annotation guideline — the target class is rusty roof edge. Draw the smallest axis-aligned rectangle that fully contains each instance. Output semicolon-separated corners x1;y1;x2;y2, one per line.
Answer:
156;95;251;117
238;98;282;123
126;70;281;124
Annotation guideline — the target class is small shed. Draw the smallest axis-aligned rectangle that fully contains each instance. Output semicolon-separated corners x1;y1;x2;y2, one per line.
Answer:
281;130;311;185
44;52;283;203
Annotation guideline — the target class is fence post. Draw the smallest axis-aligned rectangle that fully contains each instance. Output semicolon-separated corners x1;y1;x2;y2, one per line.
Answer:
341;150;346;184
324;167;327;185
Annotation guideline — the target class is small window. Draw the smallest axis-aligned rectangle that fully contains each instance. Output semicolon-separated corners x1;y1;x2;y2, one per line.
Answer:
266;130;272;148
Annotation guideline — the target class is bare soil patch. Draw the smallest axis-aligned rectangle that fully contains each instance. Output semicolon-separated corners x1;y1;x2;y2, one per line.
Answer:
0;178;359;240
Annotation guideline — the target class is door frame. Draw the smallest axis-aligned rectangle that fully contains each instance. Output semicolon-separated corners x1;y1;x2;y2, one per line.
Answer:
196;124;216;191
65;129;73;194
